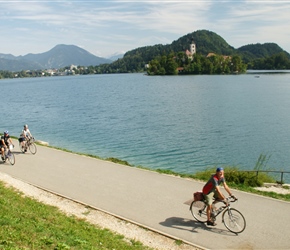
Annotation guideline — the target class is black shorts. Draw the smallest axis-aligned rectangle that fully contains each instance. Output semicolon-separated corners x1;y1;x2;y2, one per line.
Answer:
18;138;26;142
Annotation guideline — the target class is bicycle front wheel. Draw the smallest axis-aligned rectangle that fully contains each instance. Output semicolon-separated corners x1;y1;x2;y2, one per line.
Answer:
7;151;15;165
222;208;246;234
190;201;207;223
28;143;37;155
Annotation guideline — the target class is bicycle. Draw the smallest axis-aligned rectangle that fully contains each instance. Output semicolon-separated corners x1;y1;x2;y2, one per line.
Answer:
2;145;15;165
19;137;37;155
190;196;246;234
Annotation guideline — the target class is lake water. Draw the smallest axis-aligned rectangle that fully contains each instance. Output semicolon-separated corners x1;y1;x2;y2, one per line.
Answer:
1;73;290;182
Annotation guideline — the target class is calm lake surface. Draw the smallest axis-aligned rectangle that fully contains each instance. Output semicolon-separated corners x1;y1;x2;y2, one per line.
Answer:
2;73;290;182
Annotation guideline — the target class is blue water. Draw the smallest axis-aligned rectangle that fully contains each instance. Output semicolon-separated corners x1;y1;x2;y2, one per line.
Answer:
1;73;290;181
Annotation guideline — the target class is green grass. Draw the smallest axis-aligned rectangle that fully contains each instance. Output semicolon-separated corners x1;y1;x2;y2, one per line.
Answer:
191;164;290;202
0;182;152;250
192;165;276;186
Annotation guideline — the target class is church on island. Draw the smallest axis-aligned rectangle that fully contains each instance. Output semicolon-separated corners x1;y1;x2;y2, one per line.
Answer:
185;41;196;60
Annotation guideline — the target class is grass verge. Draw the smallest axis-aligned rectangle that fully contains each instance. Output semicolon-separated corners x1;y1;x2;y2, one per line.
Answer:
0;182;152;250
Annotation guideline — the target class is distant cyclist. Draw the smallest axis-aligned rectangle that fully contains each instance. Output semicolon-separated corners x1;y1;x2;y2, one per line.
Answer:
202;167;235;226
1;131;14;160
19;124;33;152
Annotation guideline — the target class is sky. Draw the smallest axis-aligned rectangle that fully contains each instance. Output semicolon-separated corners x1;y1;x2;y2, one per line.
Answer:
1;0;290;58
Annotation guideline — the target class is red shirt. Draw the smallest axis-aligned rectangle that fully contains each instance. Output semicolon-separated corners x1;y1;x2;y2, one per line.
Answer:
202;174;225;195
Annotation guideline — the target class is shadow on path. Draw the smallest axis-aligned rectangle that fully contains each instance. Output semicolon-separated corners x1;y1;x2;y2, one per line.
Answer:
160;217;237;237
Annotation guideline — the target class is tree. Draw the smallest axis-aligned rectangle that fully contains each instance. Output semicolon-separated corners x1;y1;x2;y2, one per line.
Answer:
164;54;178;75
249;52;290;70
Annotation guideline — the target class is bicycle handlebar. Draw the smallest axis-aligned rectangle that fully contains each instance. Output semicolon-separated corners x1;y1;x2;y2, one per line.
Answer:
226;196;238;203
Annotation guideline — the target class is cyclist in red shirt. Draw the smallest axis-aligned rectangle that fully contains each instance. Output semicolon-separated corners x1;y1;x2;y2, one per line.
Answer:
202;167;234;226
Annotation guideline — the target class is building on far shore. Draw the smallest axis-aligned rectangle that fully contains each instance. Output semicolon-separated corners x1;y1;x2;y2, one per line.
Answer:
185;41;196;61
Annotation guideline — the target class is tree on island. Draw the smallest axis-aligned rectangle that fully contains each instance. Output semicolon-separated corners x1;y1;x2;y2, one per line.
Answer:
146;52;247;75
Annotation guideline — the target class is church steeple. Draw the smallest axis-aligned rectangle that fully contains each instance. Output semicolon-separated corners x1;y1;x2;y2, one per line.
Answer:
190;41;196;55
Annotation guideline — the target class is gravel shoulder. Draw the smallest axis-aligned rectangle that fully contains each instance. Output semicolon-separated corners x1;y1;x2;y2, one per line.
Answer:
254;184;290;194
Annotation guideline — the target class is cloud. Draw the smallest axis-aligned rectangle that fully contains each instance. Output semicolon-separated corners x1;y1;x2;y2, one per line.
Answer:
0;0;290;57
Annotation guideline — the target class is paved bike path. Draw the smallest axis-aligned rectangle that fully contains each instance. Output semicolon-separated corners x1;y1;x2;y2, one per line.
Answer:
0;140;290;249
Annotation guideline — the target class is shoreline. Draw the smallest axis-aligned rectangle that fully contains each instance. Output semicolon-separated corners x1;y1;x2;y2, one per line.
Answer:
5;132;290;185
34;138;290;187
9;136;290;189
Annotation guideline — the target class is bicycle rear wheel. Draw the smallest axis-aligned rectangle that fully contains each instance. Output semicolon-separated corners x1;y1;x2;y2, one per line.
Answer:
222;208;246;234
7;151;15;165
28;143;37;155
190;201;207;223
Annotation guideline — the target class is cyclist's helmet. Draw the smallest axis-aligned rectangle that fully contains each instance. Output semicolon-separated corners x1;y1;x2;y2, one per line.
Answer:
24;124;28;128
4;130;8;135
216;167;224;172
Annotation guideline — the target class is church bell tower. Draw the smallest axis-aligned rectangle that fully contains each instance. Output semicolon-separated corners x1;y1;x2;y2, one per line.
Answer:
190;41;196;55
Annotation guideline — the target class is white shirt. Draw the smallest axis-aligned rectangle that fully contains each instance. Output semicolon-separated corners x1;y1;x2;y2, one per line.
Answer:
21;128;32;138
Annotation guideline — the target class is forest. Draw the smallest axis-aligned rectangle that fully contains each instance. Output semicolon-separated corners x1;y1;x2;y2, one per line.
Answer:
1;30;290;78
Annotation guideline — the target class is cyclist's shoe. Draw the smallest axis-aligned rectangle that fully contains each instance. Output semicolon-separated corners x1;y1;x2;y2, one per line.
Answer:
206;220;217;226
1;156;4;161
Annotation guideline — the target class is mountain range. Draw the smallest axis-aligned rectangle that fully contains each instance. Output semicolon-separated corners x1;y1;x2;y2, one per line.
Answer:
124;30;290;63
0;44;113;71
1;30;289;72
94;30;290;73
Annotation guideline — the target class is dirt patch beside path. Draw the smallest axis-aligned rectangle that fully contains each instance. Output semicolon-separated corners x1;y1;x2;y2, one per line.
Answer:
254;184;290;195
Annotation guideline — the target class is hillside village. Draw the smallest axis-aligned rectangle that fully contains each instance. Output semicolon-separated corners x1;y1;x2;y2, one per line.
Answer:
13;64;88;78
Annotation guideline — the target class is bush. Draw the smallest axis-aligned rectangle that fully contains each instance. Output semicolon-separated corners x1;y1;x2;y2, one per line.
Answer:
193;165;275;187
193;154;276;187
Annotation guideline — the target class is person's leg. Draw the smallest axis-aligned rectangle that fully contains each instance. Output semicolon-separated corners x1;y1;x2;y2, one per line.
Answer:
205;192;214;221
19;138;24;148
206;205;211;221
22;138;27;151
1;147;4;159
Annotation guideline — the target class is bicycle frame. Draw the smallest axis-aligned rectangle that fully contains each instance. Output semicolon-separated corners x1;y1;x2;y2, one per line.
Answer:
26;137;33;146
211;199;231;221
19;136;37;155
190;196;246;234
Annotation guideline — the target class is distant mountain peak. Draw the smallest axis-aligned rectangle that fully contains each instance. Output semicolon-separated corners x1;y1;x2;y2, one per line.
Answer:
0;44;112;71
